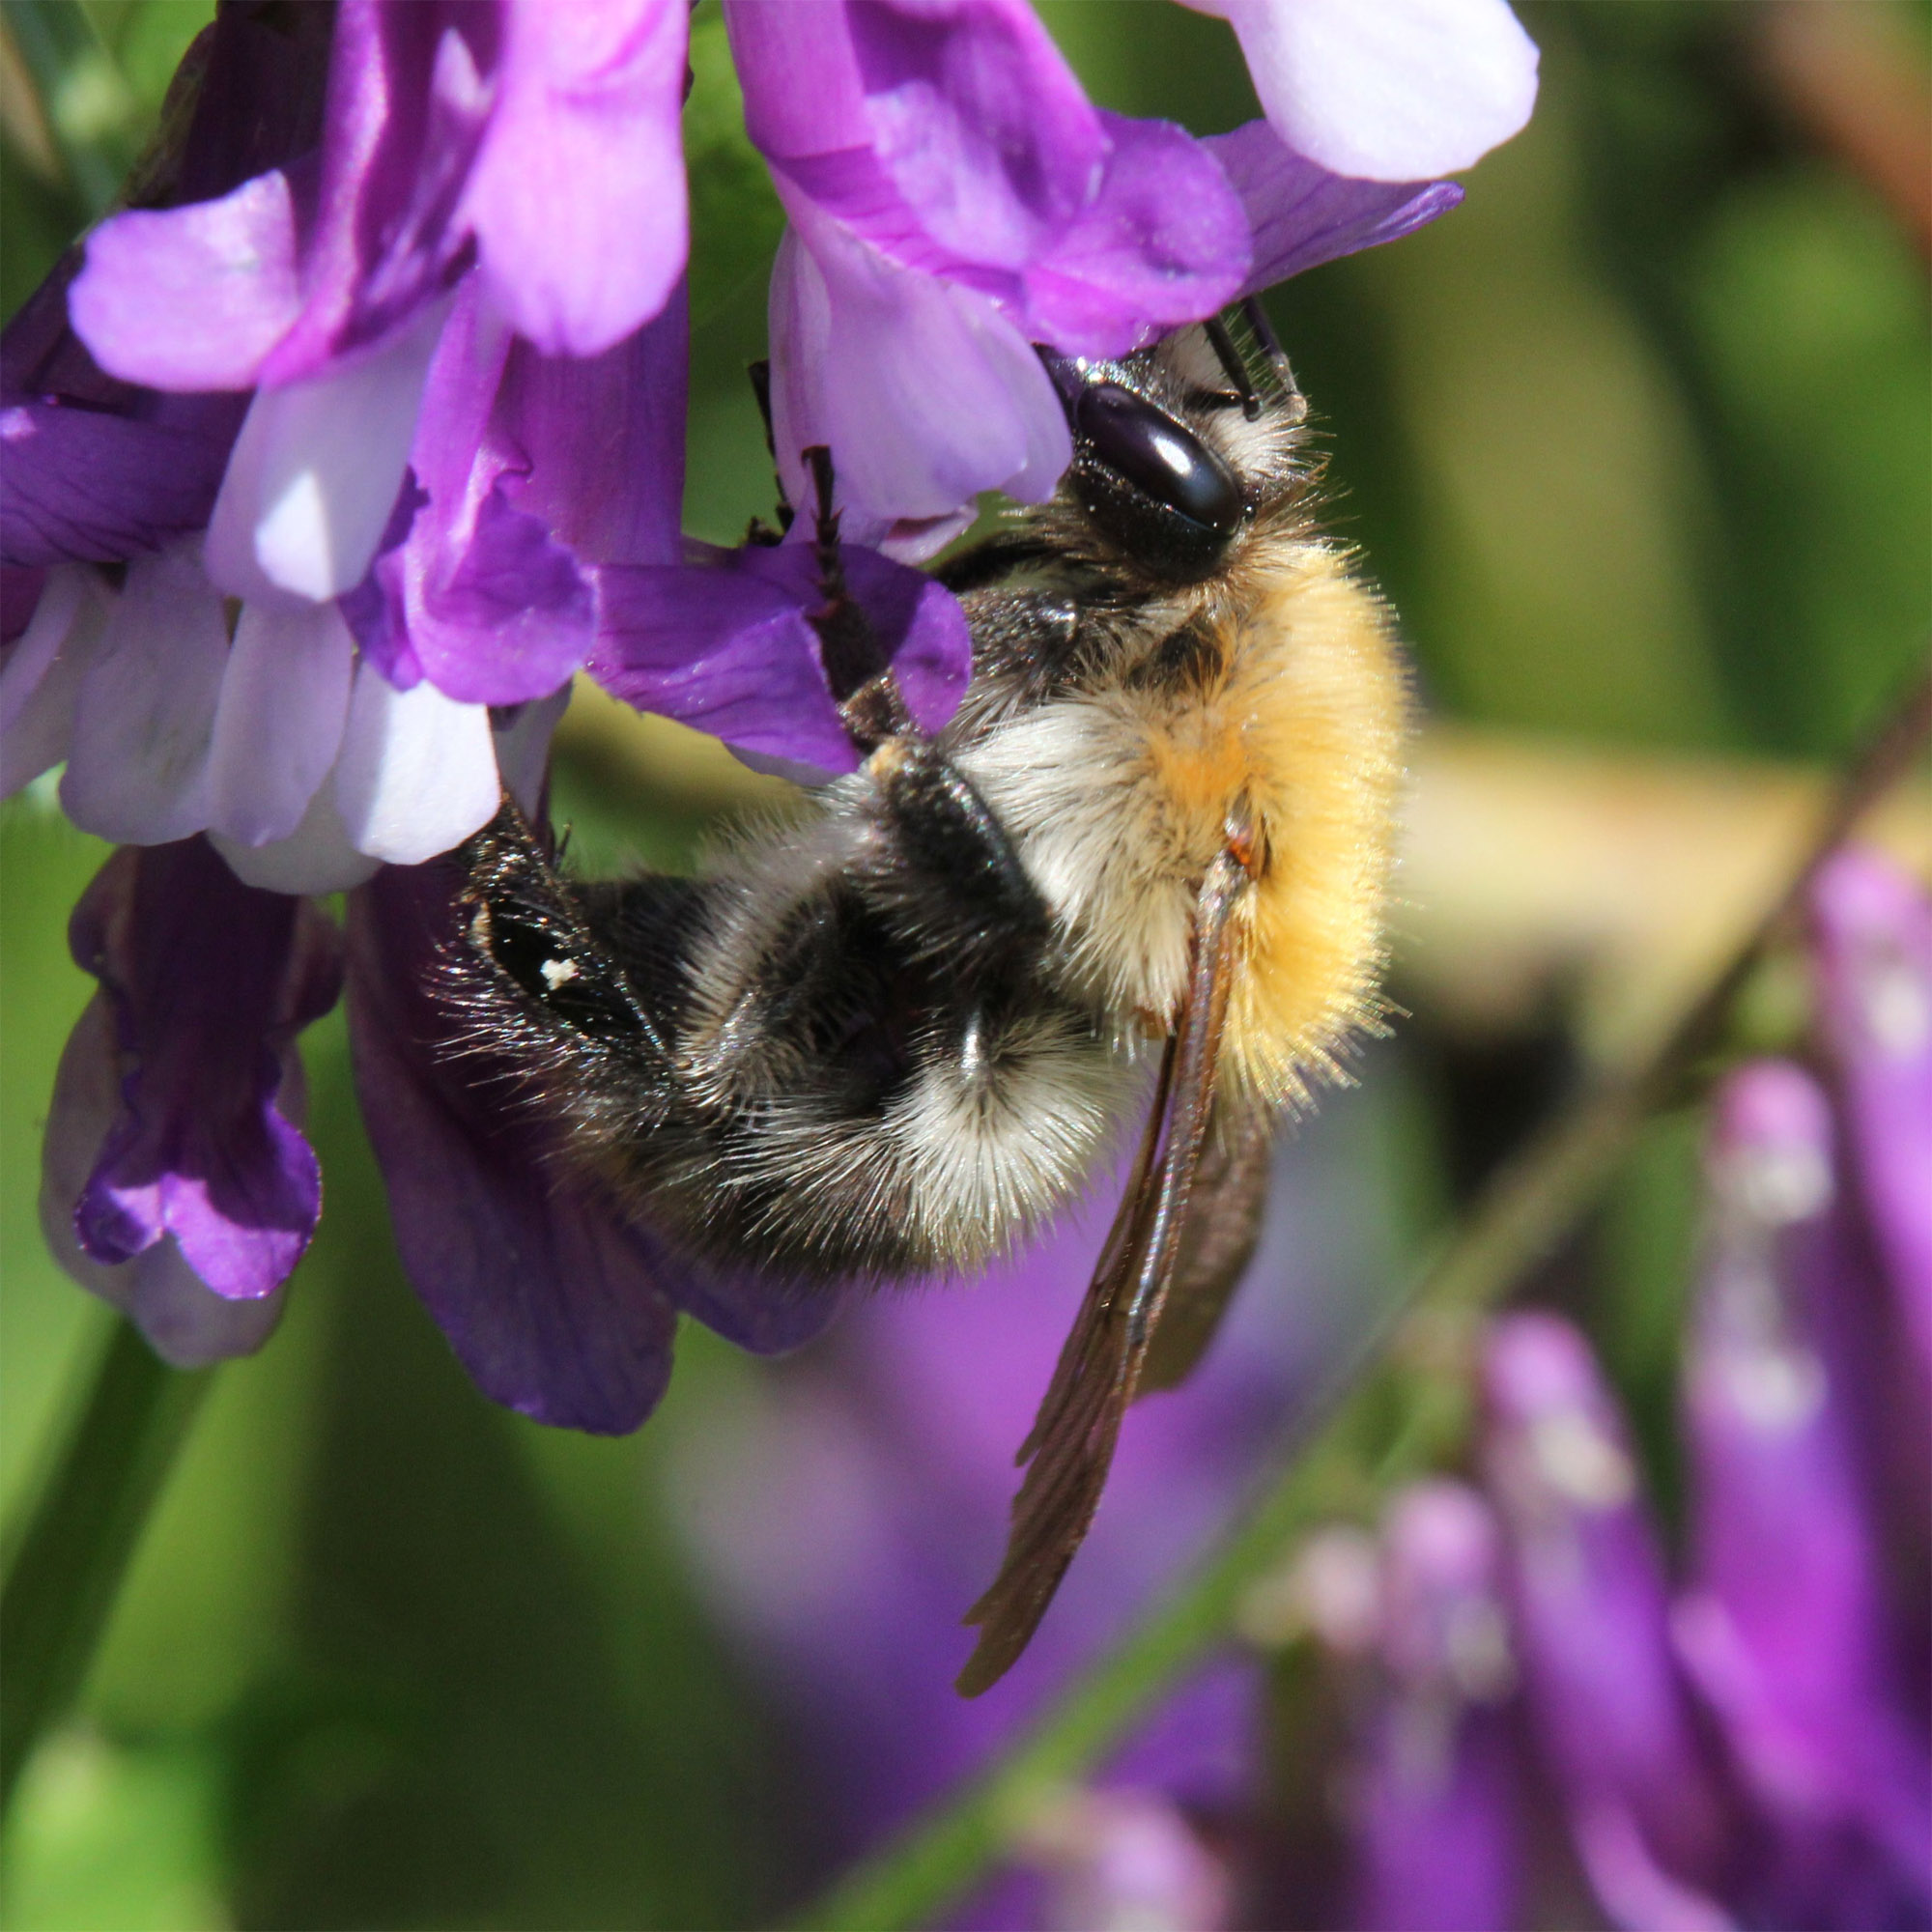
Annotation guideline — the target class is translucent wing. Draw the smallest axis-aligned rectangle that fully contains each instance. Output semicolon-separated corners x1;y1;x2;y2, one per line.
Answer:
956;848;1253;1696
1138;1094;1275;1395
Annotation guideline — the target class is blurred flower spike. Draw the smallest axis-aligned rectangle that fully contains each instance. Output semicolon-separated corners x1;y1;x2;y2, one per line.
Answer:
2;0;1536;1393
1293;856;1932;1930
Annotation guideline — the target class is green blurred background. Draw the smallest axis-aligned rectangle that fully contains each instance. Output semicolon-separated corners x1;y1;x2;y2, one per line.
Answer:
1;3;1926;1925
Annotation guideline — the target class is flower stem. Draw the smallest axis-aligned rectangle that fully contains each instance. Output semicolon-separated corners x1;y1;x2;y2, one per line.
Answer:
788;663;1931;1932
0;1320;212;1815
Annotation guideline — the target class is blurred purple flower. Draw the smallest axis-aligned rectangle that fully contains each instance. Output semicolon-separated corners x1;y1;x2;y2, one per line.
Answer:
1480;1312;1743;1932
1809;848;1932;1387
724;0;1492;553
1343;1481;1522;1932
663;1115;1400;1919
1679;1060;1932;1928
39;838;342;1366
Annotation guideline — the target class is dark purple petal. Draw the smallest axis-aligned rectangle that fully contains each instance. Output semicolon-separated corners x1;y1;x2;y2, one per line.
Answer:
1203;120;1463;295
1021;115;1250;358
462;0;690;356
2;565;45;643
348;857;678;1433
1808;848;1932;1384
61;838;341;1303
1680;1062;1932;1923
1;259;247;566
42;996;289;1367
1480;1313;1743;1923
257;2;498;386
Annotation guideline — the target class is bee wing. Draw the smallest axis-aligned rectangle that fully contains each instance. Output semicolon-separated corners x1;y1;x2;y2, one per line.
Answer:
956;848;1253;1696
1136;1094;1274;1395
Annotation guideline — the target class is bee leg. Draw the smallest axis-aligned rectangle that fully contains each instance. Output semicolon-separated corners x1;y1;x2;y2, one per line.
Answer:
860;737;1050;973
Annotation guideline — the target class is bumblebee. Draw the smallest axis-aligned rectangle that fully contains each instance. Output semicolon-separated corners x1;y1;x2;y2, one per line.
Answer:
447;310;1408;1691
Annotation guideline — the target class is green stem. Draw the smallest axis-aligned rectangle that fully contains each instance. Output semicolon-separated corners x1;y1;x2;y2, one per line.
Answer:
0;1321;212;1815
788;665;1932;1932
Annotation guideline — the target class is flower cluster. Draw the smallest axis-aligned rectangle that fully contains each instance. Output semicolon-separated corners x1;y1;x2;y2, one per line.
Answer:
1310;850;1932;1931
2;0;1536;1411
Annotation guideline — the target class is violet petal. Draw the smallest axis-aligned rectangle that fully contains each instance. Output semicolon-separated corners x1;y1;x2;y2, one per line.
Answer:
69;170;303;392
1203;121;1463;296
60;838;340;1308
590;563;857;772
1480;1312;1741;1923
43;997;289;1366
347;857;679;1434
1021;114;1251;358
1808;848;1932;1383
1680;1062;1932;1920
463;0;690;356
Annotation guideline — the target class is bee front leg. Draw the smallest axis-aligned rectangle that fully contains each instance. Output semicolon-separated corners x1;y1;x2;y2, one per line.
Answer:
859;737;1052;975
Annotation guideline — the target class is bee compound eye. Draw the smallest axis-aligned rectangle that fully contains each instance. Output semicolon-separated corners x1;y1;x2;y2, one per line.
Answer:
1074;384;1245;538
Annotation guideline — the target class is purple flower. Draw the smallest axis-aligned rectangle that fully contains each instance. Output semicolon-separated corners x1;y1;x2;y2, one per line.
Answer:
1678;1061;1932;1927
39;838;342;1366
1342;1482;1522;1932
725;0;1497;552
69;0;690;611
1480;1313;1743;1931
1808;848;1932;1388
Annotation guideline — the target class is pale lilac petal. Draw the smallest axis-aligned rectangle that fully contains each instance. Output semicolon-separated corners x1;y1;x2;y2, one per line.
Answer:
205;305;446;604
491;682;573;820
1021;114;1249;357
47;839;340;1338
331;659;502;865
42;998;288;1366
771;214;1071;528
1480;1313;1740;1920
1203;121;1463;294
69;170;302;391
1192;0;1539;182
464;0;690;355
1022;1789;1232;1932
209;781;382;896
205;596;356;847
347;859;680;1433
60;547;226;844
0;565;112;796
1808;849;1932;1381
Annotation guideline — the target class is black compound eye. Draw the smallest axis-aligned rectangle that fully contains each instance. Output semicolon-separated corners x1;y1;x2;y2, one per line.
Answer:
1074;383;1245;538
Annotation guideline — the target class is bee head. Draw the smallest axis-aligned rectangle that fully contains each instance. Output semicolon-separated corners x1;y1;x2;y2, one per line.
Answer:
1043;324;1300;586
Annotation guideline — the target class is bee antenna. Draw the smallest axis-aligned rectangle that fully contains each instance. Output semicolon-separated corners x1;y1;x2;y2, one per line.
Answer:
1204;315;1262;421
1239;297;1308;423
